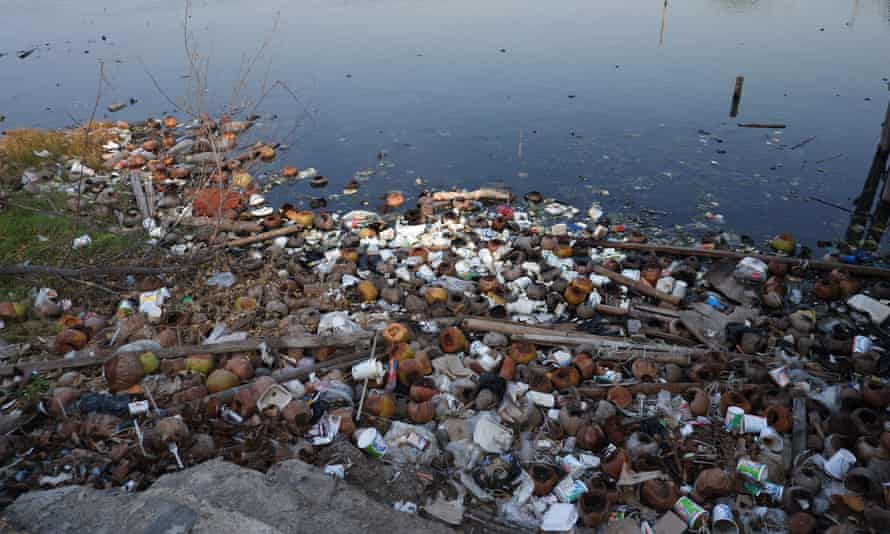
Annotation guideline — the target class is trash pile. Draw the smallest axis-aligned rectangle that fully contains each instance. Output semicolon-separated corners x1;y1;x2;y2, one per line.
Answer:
3;115;890;532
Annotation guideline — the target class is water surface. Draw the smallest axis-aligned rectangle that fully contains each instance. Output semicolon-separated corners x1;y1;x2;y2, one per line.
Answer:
2;0;889;244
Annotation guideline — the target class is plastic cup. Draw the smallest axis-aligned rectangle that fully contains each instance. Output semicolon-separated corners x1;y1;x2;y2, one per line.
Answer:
737;458;769;482
824;448;856;479
712;504;739;534
759;426;784;453
724;406;744;432
674;496;708;529
356;428;388;458
742;414;767;434
352;359;384;381
769;366;790;387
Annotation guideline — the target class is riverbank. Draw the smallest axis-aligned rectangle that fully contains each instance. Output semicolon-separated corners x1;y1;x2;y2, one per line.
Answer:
2;117;890;532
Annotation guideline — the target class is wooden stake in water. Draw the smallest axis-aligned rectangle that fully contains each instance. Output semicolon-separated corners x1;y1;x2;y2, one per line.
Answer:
730;76;744;118
659;0;669;47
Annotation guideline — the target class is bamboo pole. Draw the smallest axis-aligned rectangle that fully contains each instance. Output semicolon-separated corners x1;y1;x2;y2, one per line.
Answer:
576;382;769;400
591;265;682;305
0;334;371;377
587;240;890;278
162;216;263;233
222;224;304;248
738;123;785;129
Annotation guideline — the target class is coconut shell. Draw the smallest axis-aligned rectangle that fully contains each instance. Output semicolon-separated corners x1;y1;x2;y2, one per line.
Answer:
104;353;145;392
206;369;240;393
694;468;734;500
640;479;680;512
54;329;88;354
225;357;254;380
607;386;632;409
156;416;190;443
185;354;215;375
439;327;467;353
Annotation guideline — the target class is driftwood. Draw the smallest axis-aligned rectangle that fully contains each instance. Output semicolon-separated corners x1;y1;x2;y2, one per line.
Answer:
576;382;771;400
589;240;890;278
0;263;194;278
792;396;807;459
223;225;303;248
461;317;765;364
0;334;371;377
462;317;694;356
431;188;511;203
115;334;372;360
163;216;263;233
594;304;630;317
130;173;151;220
591;265;682;305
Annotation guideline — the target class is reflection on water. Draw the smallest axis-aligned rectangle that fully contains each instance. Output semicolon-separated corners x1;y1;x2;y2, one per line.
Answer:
0;0;889;245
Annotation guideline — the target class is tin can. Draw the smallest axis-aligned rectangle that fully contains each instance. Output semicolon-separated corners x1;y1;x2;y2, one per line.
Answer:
724;406;745;432
853;335;873;354
356;428;388;458
128;400;150;416
712;504;739;534
674;496;708;529
737;459;769;482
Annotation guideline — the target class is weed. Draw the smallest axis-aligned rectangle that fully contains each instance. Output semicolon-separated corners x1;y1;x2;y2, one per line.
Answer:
0;125;111;188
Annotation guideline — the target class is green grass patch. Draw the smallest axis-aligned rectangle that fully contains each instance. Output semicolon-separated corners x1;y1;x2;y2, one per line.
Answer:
0;192;134;267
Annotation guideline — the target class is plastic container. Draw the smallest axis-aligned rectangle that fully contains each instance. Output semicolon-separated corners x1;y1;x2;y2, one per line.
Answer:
737;459;768;482
352;359;384;380
356;427;388;458
824;448;857;479
724;406;744;432
742;414;767;434
674;496;708;529
712;504;739;534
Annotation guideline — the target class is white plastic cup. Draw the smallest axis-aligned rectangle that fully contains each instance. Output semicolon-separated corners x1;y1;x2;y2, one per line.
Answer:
672;280;688;299
352;359;384;381
356;428;388;458
742;414;767;434
674;496;708;529
737;458;769;482
824;448;857;479
712;504;739;534
759;426;784;453
724;406;745;432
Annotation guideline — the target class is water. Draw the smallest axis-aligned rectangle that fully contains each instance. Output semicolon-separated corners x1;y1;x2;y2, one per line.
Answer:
2;0;889;245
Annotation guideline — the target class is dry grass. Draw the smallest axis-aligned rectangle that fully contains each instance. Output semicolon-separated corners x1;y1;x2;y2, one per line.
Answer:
0;123;113;187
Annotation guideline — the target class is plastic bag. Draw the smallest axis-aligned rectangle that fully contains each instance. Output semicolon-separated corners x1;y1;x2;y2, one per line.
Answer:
317;312;365;336
206;272;236;288
734;257;768;283
383;421;440;465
